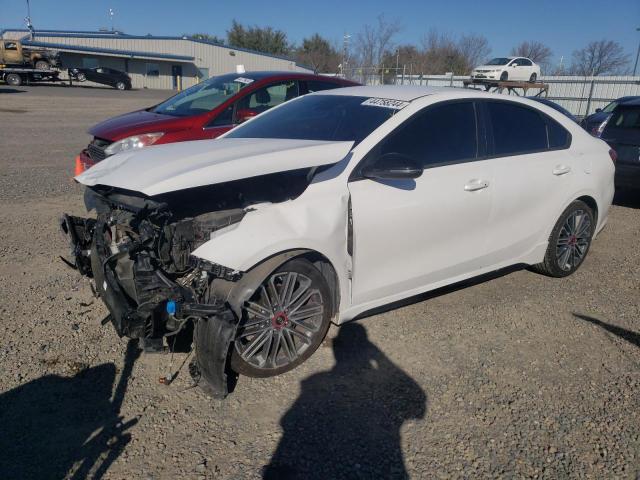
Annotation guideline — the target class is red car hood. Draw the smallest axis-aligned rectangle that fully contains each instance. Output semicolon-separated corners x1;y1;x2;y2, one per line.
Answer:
88;109;196;141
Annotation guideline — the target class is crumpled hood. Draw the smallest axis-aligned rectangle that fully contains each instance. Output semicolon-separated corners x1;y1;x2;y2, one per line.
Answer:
76;138;354;196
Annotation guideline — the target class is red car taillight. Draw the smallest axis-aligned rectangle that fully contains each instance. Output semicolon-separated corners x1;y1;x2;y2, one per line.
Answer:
608;149;617;164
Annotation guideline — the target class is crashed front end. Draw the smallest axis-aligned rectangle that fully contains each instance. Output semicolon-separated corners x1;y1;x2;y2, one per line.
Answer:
61;171;310;397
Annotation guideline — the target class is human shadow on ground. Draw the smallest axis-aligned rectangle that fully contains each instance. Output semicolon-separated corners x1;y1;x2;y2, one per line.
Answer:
263;322;427;480
573;313;640;349
0;339;141;479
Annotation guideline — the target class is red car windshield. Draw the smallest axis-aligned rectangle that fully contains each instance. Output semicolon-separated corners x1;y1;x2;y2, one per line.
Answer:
152;73;254;117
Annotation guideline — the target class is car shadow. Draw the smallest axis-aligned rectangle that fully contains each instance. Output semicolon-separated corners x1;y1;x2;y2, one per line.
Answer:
573;313;640;349
0;339;141;479
613;189;640;209
263;322;427;480
0;88;25;94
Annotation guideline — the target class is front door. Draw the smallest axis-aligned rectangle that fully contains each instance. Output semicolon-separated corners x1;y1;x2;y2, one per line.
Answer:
348;101;493;306
2;41;22;64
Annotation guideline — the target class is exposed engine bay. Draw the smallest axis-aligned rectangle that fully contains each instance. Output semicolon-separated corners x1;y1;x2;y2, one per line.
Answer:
61;168;314;397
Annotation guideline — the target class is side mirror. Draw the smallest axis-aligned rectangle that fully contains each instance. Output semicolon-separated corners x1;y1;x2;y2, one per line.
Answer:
236;108;258;124
595;108;602;113
361;153;423;180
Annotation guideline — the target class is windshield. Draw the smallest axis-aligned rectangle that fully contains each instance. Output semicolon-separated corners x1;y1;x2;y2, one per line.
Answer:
602;101;619;113
226;95;399;145
486;57;511;66
153;74;253;117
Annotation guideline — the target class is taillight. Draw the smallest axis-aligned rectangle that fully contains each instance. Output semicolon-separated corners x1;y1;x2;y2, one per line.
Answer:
609;149;617;164
595;117;610;137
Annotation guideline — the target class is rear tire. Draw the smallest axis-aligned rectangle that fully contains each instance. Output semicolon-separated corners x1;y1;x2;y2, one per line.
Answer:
115;81;126;90
531;200;595;277
5;73;22;86
529;73;537;83
230;258;333;378
500;71;508;81
34;60;49;70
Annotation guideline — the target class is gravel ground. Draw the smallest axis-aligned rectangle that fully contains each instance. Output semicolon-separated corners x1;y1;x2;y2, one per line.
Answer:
0;85;638;480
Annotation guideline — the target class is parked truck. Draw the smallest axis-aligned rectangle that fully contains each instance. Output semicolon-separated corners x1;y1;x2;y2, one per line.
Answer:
0;39;59;70
0;39;61;86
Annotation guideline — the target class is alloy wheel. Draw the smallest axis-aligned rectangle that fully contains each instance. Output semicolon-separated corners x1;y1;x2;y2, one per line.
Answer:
555;209;591;271
235;270;325;370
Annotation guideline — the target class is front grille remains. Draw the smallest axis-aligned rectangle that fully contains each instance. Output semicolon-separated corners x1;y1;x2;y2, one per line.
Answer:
87;137;111;162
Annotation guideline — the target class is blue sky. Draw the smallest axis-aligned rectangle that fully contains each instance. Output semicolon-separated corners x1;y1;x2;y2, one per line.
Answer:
1;0;638;68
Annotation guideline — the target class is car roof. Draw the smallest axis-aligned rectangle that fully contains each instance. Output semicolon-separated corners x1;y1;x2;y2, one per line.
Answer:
314;85;466;101
616;98;640;107
233;71;351;82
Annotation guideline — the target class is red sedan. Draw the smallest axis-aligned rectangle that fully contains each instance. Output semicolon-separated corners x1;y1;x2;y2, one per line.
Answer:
75;71;357;174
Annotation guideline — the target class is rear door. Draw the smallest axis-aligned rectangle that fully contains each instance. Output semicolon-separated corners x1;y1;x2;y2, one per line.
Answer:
348;100;494;305
481;100;576;264
601;104;640;186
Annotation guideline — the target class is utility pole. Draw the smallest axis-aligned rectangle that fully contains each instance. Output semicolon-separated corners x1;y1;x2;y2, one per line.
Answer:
633;27;640;76
109;8;115;32
25;0;34;38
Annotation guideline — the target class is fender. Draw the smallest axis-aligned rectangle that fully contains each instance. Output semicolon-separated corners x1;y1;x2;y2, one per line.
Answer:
191;180;352;313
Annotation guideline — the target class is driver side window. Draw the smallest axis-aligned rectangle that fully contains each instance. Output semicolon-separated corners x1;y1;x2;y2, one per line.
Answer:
376;102;478;169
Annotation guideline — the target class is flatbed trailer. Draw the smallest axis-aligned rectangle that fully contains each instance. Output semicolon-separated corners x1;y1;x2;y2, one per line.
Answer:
0;65;61;87
463;78;549;97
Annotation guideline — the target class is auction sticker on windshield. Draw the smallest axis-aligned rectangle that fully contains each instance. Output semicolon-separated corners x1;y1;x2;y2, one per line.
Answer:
234;77;254;85
361;98;410;110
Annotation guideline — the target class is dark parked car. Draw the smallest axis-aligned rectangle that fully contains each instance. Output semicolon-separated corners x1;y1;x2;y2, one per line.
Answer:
74;71;358;174
582;96;639;134
600;98;640;190
528;97;577;122
69;67;132;90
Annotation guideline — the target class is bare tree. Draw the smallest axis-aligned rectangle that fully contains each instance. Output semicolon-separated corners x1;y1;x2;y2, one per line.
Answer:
458;33;491;71
570;40;631;76
511;40;553;71
420;30;468;74
352;14;402;78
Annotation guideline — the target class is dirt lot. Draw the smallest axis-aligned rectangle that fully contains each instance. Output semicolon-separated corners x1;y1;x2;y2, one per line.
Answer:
0;84;638;479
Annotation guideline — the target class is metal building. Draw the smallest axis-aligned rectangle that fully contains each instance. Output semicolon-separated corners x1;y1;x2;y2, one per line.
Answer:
1;29;312;89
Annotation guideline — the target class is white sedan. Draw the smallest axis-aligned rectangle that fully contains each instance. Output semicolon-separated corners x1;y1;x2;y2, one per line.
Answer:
471;56;541;82
64;85;615;397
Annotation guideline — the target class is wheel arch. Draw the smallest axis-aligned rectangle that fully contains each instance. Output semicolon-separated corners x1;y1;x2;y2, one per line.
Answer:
575;194;599;224
209;248;341;321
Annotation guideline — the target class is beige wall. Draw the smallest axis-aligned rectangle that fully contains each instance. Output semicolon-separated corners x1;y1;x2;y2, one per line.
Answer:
2;31;312;90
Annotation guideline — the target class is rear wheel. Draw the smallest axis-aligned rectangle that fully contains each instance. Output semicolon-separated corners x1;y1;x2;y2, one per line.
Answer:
230;258;332;378
115;81;126;90
500;71;508;81
5;73;22;86
532;200;595;277
34;59;50;70
529;73;537;83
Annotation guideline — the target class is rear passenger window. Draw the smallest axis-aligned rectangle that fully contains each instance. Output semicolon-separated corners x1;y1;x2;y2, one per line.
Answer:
547;117;570;149
379;102;478;168
487;102;547;155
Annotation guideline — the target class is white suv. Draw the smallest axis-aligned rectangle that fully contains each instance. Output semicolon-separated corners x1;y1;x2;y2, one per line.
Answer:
471;57;541;82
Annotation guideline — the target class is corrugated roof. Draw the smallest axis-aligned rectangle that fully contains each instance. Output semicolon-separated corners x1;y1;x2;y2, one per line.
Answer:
1;29;310;69
21;39;194;62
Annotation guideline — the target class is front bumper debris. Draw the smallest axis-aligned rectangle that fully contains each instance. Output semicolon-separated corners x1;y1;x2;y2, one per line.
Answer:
60;208;241;399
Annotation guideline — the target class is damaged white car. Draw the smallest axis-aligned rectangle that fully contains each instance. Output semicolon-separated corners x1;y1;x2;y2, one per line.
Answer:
62;86;615;398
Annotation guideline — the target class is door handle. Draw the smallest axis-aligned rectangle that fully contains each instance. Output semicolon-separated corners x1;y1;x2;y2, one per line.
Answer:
552;165;571;176
464;179;490;191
